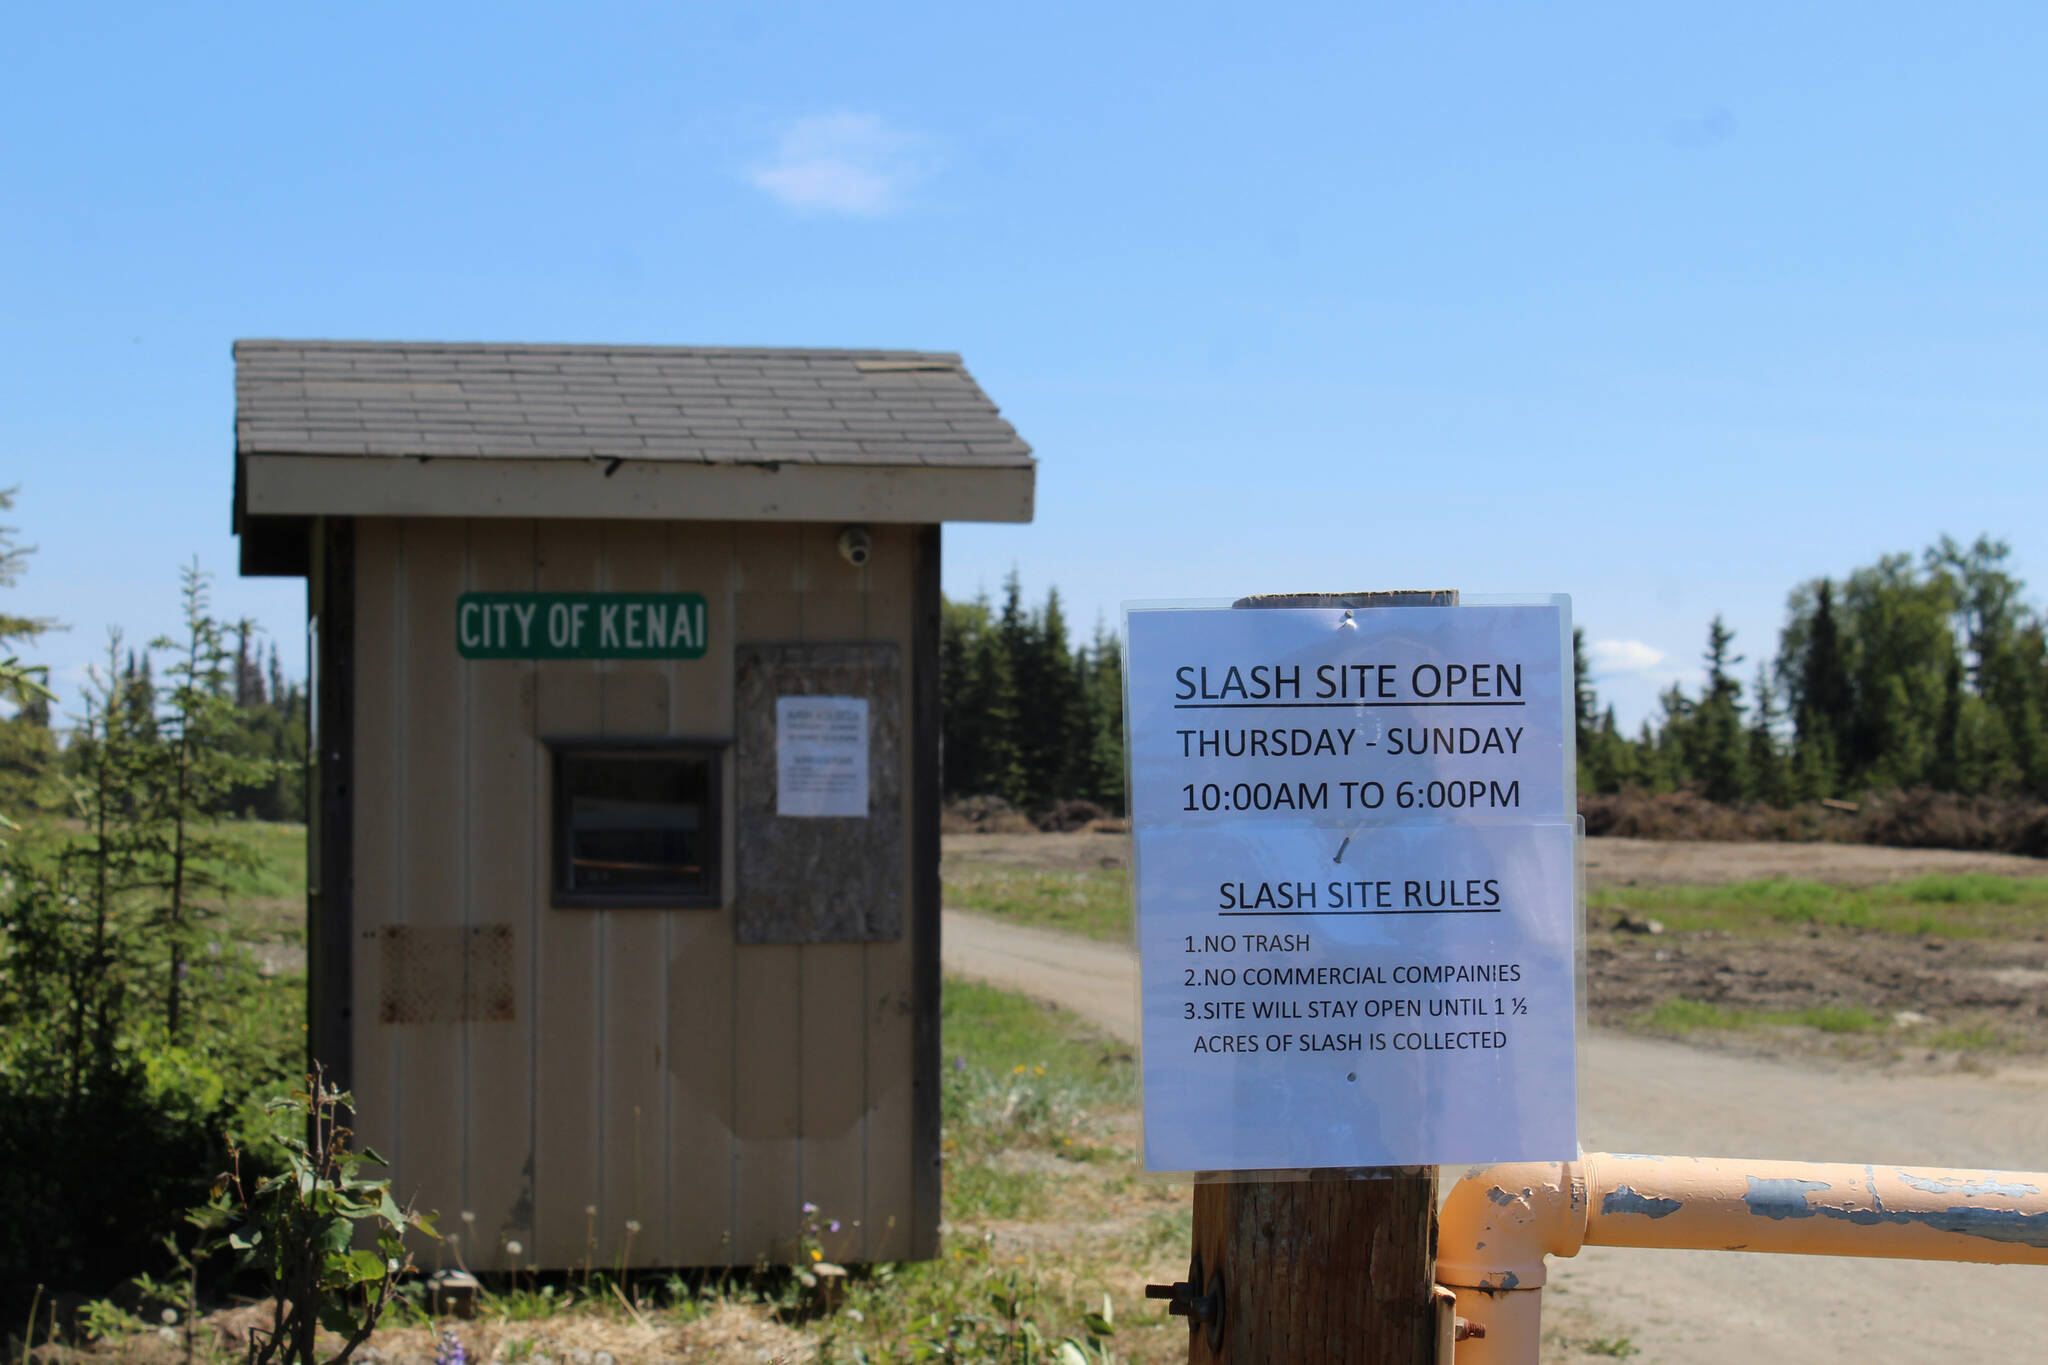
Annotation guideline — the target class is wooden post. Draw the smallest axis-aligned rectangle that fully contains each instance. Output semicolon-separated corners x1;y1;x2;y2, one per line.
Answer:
1174;591;1456;1365
1189;1170;1438;1362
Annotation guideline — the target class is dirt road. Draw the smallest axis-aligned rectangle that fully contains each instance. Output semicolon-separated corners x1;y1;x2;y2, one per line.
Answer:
942;909;2048;1365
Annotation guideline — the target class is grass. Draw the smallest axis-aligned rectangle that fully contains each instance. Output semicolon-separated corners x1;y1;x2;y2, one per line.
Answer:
1640;997;1884;1036
205;820;307;943
8;815;307;944
946;855;2048;946
944;865;1133;942
1590;873;2048;938
209;821;306;902
70;974;1180;1364
950;862;2048;946
1135;1205;1193;1257
1931;1020;2024;1053
941;978;1139;1222
841;978;1168;1360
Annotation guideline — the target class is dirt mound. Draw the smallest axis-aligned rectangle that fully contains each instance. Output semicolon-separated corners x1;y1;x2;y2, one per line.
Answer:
1581;788;2048;858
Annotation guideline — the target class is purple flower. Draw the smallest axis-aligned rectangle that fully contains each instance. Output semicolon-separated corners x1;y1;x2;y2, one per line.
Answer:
802;1201;819;1215
828;1220;841;1233
434;1331;467;1365
953;1055;966;1072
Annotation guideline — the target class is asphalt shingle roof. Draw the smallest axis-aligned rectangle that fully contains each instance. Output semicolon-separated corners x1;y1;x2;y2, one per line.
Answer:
234;340;1033;468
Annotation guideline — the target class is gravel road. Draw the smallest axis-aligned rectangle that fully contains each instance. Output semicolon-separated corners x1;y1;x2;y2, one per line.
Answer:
942;908;2048;1364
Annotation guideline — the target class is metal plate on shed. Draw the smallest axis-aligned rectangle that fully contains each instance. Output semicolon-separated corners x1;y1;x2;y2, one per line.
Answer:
734;642;904;943
377;924;517;1024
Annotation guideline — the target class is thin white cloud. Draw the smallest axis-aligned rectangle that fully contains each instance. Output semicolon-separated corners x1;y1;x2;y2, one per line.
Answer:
1589;639;1668;675
747;113;932;217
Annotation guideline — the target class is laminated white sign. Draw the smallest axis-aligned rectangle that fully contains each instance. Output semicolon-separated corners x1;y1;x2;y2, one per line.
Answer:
776;695;869;818
1125;601;1578;1172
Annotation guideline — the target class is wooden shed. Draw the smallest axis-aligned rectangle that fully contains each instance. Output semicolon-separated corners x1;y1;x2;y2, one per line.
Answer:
232;339;1035;1269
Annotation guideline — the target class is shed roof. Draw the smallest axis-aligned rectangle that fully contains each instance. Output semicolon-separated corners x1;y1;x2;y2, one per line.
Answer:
233;340;1035;575
234;340;1033;467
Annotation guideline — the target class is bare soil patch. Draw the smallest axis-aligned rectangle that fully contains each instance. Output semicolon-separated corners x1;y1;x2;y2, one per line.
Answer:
1589;923;2048;1063
1582;835;2046;888
944;830;1131;872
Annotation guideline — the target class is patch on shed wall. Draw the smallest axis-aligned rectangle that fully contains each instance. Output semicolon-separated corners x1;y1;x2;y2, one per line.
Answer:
377;925;517;1023
734;643;903;943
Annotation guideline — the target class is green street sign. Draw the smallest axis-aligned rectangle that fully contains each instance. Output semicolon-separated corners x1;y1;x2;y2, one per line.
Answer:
457;592;709;660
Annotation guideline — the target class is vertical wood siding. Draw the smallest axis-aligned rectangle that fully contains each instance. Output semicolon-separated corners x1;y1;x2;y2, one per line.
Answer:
349;518;922;1268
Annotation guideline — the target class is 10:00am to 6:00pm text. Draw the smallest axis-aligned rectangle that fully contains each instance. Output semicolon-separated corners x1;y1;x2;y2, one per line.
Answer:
1180;779;1521;811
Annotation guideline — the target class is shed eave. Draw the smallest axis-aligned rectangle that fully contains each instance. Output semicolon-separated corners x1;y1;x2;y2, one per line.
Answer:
240;452;1035;526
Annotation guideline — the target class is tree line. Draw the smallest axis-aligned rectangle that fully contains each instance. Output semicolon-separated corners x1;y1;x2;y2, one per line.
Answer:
1;625;306;827
944;535;2048;819
940;573;1125;815
1579;535;2048;805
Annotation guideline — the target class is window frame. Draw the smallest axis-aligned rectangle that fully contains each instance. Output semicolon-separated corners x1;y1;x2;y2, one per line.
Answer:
546;736;728;910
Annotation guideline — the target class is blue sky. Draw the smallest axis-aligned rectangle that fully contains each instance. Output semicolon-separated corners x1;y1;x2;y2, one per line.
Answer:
4;2;2044;730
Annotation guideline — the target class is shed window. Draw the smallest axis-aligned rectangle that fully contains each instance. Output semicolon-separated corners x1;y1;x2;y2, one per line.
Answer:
552;745;722;908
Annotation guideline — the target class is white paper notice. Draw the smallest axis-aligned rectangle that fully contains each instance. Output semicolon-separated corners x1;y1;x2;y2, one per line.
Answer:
775;695;869;818
1125;602;1578;1172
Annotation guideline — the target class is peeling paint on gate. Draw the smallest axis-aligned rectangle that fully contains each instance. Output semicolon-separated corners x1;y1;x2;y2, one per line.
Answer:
1601;1185;1681;1219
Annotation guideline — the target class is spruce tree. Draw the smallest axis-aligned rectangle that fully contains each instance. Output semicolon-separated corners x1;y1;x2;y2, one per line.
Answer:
1011;586;1078;812
152;563;271;1039
980;575;1026;805
1932;654;1963;792
0;490;55;829
1747;663;1786;805
1791;579;1850;795
266;642;285;710
1694;616;1748;803
1079;618;1127;813
939;595;992;797
1571;628;1599;794
0;488;51;715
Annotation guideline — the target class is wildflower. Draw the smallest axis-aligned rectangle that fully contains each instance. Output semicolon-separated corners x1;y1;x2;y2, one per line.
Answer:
1012;1064;1026;1075
625;1219;642;1234
827;1220;841;1233
802;1201;819;1215
1033;1065;1045;1076
505;1240;523;1256
160;1309;178;1325
953;1056;966;1072
461;1210;476;1224
809;1249;823;1262
434;1330;468;1365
